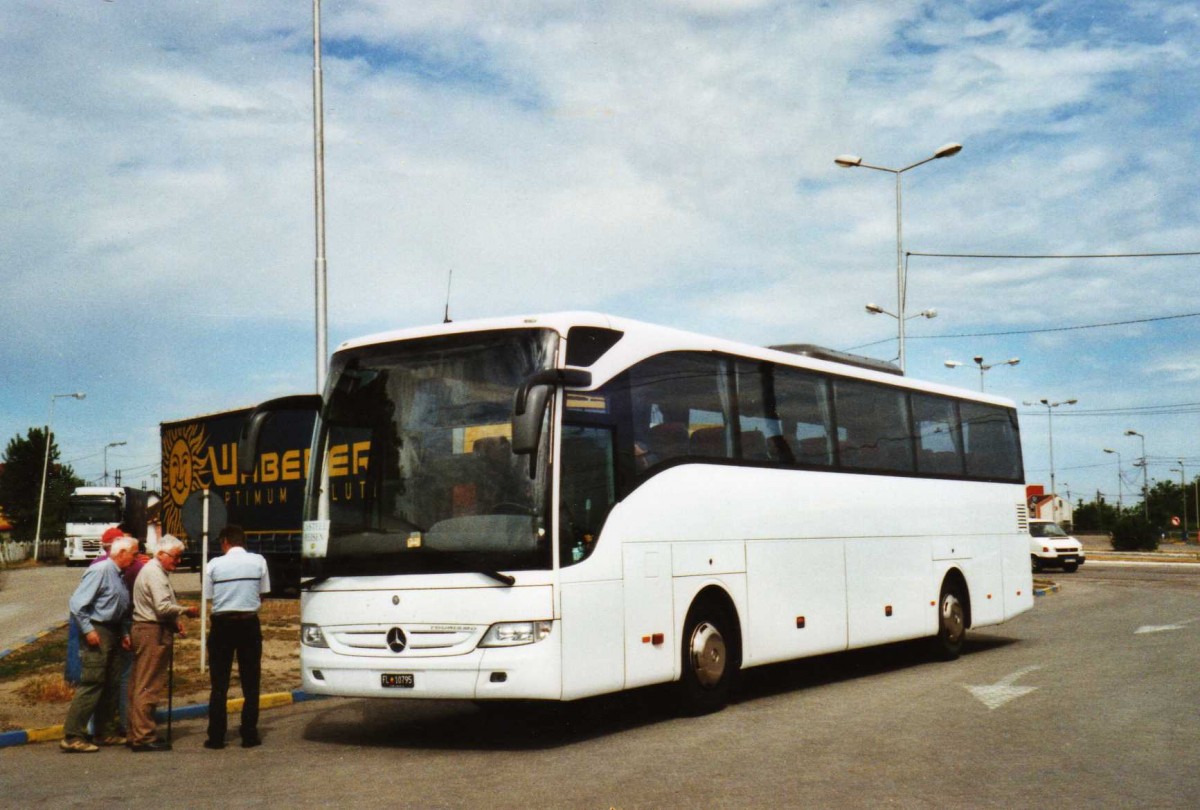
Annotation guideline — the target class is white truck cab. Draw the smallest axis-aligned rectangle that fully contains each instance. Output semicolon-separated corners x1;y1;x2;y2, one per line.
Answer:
1029;518;1085;573
64;487;127;565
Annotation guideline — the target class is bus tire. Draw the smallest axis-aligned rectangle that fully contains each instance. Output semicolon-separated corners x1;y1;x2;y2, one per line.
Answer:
678;599;738;715
933;581;967;661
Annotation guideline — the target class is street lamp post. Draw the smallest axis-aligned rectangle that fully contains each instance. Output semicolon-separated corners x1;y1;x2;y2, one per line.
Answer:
945;356;1020;391
102;441;126;486
1023;398;1077;522
312;0;328;393
835;142;962;373
34;392;86;562
1103;448;1123;513
1124;429;1149;520
1170;462;1188;543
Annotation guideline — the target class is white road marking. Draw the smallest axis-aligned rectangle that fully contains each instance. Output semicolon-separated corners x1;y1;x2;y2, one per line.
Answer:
965;665;1042;710
1135;617;1199;635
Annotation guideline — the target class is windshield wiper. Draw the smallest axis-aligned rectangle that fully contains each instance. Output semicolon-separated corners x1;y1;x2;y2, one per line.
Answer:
481;570;516;587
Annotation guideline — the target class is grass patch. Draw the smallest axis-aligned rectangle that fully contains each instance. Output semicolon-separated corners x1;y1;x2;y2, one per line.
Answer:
0;626;69;681
17;675;75;703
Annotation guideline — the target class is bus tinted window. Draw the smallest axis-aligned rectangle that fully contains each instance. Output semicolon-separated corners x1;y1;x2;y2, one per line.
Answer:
912;394;965;476
559;424;616;566
772;366;835;466
833;379;915;473
629;353;732;469
961;402;1022;481
735;361;787;463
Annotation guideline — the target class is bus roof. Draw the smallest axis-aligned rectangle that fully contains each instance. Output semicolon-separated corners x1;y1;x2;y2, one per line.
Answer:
335;312;1017;408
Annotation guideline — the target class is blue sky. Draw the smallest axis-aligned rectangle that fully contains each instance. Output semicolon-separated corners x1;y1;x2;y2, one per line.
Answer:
2;0;1198;510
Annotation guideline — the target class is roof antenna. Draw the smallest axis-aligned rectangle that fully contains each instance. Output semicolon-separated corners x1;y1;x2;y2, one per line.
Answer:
442;268;453;323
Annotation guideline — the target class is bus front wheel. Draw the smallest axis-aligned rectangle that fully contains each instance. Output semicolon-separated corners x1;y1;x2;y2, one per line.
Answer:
678;601;737;715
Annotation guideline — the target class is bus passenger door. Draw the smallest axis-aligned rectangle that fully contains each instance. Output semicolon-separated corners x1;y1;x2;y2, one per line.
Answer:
623;543;674;688
558;425;625;700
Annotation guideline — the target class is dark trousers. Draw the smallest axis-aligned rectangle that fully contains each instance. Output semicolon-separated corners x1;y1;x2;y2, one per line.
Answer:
206;614;263;743
63;624;123;741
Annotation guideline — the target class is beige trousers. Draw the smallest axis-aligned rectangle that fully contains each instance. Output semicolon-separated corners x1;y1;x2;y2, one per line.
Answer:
128;622;173;745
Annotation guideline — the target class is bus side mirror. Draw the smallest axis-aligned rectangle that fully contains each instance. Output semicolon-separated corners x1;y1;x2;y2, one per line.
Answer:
239;394;322;475
511;368;592;456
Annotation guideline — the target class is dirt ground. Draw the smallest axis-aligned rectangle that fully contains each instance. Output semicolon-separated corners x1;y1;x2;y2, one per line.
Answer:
0;594;300;733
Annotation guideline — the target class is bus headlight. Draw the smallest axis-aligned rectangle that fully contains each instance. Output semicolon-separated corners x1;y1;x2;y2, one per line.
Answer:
301;623;329;648
479;621;552;647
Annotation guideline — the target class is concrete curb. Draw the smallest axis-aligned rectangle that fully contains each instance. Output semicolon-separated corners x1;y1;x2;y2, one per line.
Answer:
1032;580;1060;596
0;689;324;749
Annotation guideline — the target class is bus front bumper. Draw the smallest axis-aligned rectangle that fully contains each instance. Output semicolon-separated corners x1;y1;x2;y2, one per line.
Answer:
300;629;563;701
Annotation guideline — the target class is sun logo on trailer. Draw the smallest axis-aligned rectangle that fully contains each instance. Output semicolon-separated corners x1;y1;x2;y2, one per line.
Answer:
161;423;212;537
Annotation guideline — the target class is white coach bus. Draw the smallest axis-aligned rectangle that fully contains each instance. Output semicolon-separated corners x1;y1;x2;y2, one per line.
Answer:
241;313;1033;713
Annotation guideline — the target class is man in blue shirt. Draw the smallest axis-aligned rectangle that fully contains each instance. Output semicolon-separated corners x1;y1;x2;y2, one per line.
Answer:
61;536;138;753
203;524;270;749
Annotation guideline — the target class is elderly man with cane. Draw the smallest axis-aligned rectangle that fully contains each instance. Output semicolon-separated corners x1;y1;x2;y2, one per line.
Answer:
128;535;198;752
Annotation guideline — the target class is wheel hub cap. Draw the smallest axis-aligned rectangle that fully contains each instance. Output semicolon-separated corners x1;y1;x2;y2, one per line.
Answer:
689;621;726;688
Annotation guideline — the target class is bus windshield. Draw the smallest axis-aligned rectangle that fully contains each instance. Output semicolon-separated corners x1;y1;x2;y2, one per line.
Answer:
305;328;557;578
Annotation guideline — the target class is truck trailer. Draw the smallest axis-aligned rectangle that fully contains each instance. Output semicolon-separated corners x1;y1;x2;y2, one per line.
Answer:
160;405;316;594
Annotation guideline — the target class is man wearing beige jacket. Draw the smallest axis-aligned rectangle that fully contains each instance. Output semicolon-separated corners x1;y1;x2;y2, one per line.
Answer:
128;535;198;752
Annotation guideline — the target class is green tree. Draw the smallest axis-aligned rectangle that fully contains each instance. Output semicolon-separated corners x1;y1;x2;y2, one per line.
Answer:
0;428;83;542
1145;479;1186;539
1073;494;1121;533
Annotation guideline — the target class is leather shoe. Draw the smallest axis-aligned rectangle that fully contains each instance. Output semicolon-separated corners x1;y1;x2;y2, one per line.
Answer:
130;740;172;752
203;740;226;750
241;736;262;748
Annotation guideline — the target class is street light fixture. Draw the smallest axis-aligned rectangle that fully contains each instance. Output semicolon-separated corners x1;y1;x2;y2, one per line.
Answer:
835;142;963;373
1124;429;1149;520
34;392;86;562
102;441;126;486
945;356;1020;391
1103;448;1123;513
1023;398;1077;523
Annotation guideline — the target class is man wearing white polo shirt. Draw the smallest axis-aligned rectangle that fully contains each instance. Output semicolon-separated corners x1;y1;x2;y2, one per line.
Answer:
203;524;270;749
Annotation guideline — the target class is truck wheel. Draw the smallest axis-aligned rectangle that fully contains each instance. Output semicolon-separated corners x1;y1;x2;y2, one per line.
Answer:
1063;562;1079;573
677;599;738;715
932;583;966;661
1030;555;1042;573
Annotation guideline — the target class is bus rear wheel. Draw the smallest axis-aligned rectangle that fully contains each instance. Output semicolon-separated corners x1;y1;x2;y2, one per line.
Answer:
933;584;966;661
678;601;737;715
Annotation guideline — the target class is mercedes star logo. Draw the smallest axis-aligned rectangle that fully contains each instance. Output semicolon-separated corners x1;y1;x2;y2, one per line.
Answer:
386;627;407;653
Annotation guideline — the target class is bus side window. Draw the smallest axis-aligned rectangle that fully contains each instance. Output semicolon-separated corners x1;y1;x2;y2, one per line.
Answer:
736;361;789;463
775;366;834;467
629;353;729;470
560;425;616;566
912;393;965;476
833;379;915;473
961;402;1021;481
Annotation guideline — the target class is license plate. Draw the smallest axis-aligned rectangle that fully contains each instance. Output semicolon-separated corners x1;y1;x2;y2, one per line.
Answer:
381;673;415;689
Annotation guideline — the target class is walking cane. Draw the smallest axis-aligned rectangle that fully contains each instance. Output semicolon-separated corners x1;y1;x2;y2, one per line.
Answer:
167;633;174;745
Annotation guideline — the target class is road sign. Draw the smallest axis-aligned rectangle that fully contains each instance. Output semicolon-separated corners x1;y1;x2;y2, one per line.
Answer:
181;489;228;542
1171;516;1181;527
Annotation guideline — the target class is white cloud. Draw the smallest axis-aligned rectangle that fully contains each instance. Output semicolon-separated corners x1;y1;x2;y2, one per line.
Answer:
1;0;1198;497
